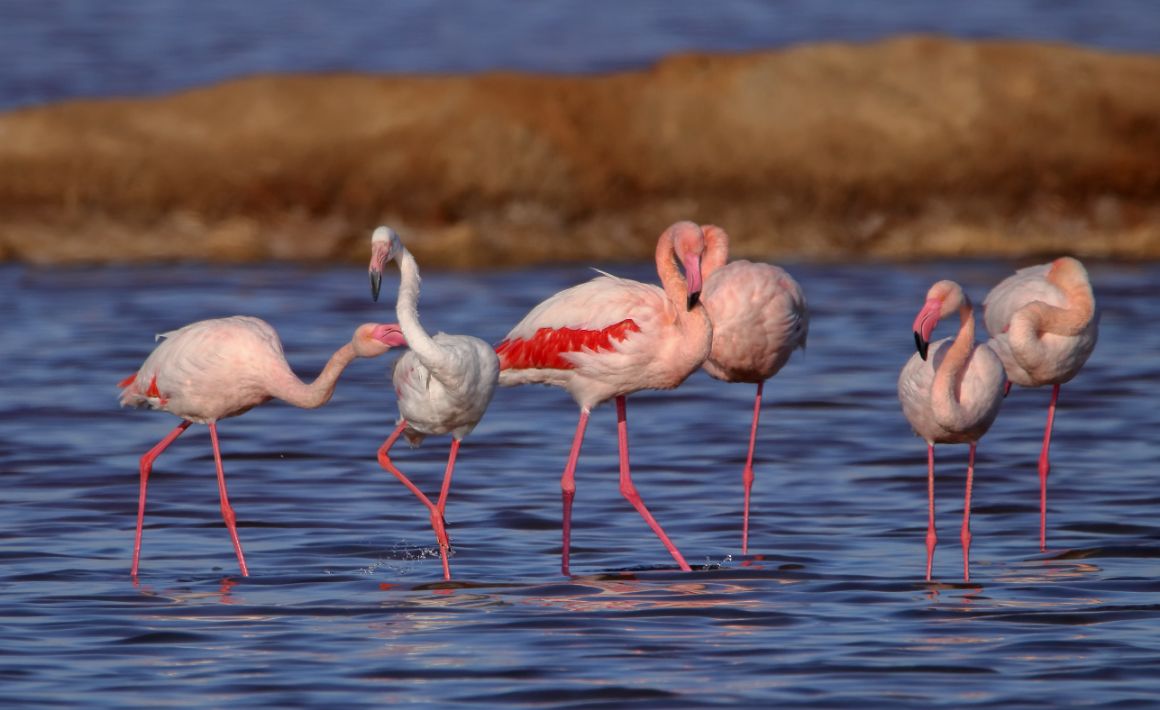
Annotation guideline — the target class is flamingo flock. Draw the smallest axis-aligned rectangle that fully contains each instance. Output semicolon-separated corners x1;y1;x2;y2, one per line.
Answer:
118;223;1097;582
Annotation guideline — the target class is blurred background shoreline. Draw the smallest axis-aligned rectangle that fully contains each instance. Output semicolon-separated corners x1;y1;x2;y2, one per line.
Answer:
2;3;1158;267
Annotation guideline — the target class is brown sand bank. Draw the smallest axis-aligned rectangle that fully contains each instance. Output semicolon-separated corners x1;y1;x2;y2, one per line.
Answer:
2;35;1159;267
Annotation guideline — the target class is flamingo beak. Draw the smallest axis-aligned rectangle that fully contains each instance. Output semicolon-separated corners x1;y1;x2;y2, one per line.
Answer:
370;269;383;302
373;323;407;348
914;331;930;361
682;253;703;311
369;242;389;302
912;298;941;361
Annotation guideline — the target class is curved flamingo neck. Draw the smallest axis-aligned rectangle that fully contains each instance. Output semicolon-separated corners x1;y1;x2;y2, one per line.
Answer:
1034;268;1096;336
701;225;730;278
931;298;976;427
394;245;452;373
655;227;687;319
267;342;361;410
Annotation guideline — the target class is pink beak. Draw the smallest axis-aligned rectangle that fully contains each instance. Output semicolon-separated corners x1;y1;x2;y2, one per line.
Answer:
912;298;942;360
682;252;703;310
373;323;407;348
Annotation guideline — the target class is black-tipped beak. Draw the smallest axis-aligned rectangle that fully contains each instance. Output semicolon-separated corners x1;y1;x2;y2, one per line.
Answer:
914;332;929;361
687;291;701;311
370;270;382;302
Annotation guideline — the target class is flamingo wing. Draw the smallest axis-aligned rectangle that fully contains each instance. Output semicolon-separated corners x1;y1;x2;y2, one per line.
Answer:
496;276;663;371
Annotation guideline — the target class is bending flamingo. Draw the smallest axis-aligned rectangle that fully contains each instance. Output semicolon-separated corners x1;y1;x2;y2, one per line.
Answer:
369;226;500;580
898;281;1005;582
495;220;713;575
119;316;407;577
699;224;808;553
983;257;1098;551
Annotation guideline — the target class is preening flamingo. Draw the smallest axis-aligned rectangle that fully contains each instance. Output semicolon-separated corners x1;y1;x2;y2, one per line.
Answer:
699;225;808;553
983;257;1097;551
495;220;713;575
369;226;500;580
119;316;406;577
898;281;1005;582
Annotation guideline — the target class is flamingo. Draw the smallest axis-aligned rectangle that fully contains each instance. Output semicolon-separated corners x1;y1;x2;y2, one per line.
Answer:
982;257;1098;551
118;316;407;577
698;224;809;553
898;281;1006;581
495;220;713;575
369;226;500;580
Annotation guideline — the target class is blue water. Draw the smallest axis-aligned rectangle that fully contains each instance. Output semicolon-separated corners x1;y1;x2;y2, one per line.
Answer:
2;1;1159;109
1;259;1156;707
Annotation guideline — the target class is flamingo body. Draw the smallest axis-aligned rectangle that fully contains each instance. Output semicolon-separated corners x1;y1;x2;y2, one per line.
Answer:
701;260;808;383
496;221;713;574
119;316;405;576
497;276;701;409
983;260;1098;386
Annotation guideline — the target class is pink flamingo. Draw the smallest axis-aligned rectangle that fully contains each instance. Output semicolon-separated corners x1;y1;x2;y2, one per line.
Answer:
699;225;809;554
899;281;1006;581
983;257;1098;551
369;227;500;580
119;316;407;577
495;221;713;575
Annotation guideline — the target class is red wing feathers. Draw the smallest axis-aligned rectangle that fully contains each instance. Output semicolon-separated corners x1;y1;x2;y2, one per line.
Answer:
496;319;640;370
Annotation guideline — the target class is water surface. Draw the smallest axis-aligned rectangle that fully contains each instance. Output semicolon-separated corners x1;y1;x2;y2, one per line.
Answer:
0;259;1156;707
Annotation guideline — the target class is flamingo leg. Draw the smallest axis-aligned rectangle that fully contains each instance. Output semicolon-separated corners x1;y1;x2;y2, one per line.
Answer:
436;438;460;514
961;443;976;582
1038;384;1060;552
207;422;249;577
925;444;937;582
131;420;192;577
560;409;590;576
377;420;452;580
741;381;764;554
615;396;692;572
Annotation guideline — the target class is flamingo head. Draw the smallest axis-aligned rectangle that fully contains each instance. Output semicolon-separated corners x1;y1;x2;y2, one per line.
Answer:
670;221;705;310
369;226;403;302
912;280;964;361
353;322;408;358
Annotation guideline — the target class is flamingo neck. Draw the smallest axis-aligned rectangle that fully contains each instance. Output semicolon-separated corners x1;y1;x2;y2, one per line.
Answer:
267;342;361;410
394;246;449;372
931;299;976;427
701;226;730;278
655;229;687;322
1032;268;1096;337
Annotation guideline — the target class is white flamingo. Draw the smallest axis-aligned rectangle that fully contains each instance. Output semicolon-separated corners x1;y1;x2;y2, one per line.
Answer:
369;226;500;580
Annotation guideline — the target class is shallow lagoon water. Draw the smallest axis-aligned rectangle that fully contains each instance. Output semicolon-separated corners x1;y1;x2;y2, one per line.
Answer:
1;259;1158;707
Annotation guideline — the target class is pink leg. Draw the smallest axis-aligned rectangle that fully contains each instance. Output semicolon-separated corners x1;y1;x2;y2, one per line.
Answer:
560;409;590;576
961;443;976;582
615;396;692;572
377;421;451;580
741;381;764;554
1038;384;1060;552
131;420;192;577
207;422;248;577
436;438;460;514
925;444;937;582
